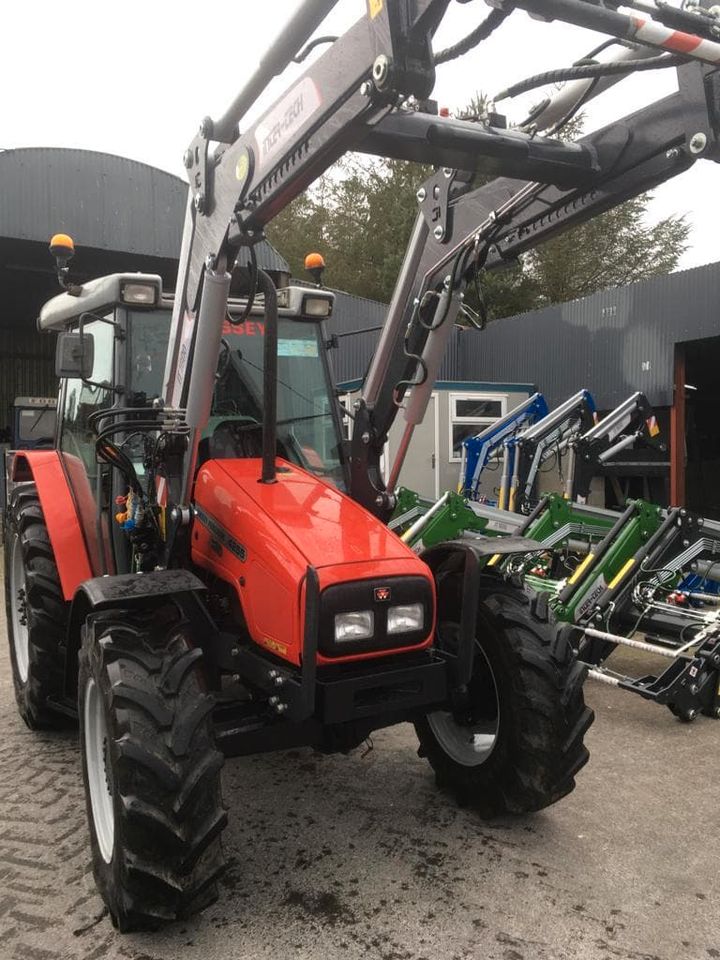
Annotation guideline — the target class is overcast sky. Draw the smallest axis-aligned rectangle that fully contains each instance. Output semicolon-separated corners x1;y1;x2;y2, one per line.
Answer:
2;0;716;270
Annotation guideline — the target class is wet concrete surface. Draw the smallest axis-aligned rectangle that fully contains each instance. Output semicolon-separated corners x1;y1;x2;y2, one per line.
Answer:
0;593;718;960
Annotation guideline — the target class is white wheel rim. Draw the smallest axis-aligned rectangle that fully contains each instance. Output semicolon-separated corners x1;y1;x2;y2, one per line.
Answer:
427;644;499;767
9;535;30;683
84;678;115;864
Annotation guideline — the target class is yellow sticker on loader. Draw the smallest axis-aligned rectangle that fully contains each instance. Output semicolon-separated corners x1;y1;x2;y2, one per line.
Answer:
236;152;249;184
369;0;383;19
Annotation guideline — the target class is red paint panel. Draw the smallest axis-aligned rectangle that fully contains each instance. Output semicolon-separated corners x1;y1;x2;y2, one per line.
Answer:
211;458;414;569
192;465;307;663
12;451;93;600
665;30;702;53
59;452;105;575
192;459;434;666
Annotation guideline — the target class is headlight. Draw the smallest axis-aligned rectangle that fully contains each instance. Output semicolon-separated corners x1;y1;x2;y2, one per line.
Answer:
302;293;333;318
120;280;160;305
387;603;424;635
334;610;374;642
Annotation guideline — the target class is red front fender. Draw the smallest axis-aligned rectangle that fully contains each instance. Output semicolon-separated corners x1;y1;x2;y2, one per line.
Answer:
9;451;94;600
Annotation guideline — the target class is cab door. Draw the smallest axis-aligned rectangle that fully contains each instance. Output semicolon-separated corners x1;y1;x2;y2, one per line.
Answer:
58;317;116;575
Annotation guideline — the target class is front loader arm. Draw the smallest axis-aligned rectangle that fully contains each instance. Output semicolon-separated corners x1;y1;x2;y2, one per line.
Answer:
157;0;720;526
162;0;458;503
164;0;457;408
571;392;665;501
352;58;720;518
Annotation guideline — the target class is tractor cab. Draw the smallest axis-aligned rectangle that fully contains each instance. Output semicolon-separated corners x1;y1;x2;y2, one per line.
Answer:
39;272;348;494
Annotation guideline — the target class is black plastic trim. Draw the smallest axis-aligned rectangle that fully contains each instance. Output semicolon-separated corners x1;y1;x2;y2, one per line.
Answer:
318;574;433;657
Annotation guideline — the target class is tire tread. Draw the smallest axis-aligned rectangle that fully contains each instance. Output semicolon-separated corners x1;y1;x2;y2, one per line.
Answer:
3;484;69;728
416;574;593;817
79;606;226;931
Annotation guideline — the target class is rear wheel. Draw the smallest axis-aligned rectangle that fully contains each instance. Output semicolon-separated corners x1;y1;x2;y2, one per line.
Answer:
78;603;226;931
416;575;593;816
3;484;69;729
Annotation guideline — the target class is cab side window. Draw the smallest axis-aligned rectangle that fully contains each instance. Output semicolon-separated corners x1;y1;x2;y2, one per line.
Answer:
60;319;115;483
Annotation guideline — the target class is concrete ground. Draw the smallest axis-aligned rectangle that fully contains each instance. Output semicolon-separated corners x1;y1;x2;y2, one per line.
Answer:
0;590;718;960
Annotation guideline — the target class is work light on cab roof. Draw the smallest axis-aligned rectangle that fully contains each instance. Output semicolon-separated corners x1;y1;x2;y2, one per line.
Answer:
49;233;74;265
304;251;325;286
119;279;160;306
49;233;76;292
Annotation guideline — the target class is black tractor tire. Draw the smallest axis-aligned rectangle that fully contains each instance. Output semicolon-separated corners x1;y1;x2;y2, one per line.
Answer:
3;483;70;729
78;603;226;931
416;574;593;817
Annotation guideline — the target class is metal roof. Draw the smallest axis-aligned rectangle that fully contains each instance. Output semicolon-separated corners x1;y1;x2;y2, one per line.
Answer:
0;147;289;274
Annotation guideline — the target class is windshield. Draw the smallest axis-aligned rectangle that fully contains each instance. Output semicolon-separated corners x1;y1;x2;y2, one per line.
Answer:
127;309;346;488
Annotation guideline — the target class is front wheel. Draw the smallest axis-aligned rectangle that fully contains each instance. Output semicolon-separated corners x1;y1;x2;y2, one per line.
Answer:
3;484;69;729
416;575;593;817
78;603;226;931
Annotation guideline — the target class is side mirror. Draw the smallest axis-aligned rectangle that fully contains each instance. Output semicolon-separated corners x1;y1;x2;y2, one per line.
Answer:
55;332;94;379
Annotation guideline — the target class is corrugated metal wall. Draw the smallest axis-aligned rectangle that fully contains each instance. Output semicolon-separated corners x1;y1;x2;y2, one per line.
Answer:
4;147;720;428
461;282;678;409
328;292;384;384
0;148;289;274
459;261;720;409
0;149;183;256
330;261;720;410
329;291;465;385
0;325;56;429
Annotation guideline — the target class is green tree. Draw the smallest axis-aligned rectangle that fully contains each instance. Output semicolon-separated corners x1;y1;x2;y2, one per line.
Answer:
265;187;330;281
267;155;429;303
525;197;690;306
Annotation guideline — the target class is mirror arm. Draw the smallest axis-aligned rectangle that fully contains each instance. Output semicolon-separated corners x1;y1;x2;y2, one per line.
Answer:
78;311;124;339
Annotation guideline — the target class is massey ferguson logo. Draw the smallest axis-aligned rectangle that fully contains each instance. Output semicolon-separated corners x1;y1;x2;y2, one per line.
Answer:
374;587;391;602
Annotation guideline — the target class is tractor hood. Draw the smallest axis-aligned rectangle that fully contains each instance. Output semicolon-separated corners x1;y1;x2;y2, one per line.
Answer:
195;457;414;570
192;459;434;666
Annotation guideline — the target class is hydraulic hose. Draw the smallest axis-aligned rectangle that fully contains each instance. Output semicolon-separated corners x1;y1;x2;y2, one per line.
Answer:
495;52;684;102
434;8;510;64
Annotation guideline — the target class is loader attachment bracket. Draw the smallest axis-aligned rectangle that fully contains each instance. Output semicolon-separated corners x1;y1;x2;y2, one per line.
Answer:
570;623;720;721
185;118;214;217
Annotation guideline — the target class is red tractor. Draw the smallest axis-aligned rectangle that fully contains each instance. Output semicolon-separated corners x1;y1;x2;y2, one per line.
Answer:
7;0;720;933
4;261;589;929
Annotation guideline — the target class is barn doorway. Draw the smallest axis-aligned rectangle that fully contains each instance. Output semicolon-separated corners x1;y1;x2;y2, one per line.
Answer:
676;336;720;520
